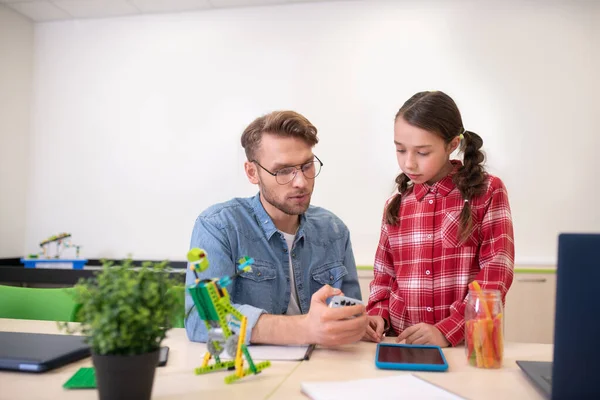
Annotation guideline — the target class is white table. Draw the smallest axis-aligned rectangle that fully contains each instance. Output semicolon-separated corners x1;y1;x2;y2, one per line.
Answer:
0;318;298;400
270;339;552;399
0;319;553;399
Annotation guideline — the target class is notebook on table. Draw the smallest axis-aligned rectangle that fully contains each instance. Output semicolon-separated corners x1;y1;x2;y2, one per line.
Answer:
301;374;464;400
223;343;314;361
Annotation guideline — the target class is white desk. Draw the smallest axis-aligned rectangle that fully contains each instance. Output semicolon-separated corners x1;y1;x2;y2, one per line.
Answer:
0;318;552;399
270;339;552;400
0;318;298;400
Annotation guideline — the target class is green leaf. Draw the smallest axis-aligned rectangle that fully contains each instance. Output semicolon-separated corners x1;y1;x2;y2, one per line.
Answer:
58;256;181;356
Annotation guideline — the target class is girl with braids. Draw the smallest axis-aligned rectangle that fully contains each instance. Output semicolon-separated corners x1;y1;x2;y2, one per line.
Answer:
363;91;514;347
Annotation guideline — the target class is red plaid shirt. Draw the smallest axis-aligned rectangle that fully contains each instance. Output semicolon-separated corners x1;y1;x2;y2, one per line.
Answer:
366;161;514;346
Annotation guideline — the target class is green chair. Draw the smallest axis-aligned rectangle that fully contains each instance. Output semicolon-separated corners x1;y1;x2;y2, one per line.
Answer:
0;285;79;322
168;285;186;329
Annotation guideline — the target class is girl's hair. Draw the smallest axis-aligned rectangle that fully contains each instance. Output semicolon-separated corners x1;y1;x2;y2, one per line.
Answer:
385;91;487;242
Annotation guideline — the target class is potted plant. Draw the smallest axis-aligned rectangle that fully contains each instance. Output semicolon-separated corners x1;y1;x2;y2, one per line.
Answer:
60;258;180;400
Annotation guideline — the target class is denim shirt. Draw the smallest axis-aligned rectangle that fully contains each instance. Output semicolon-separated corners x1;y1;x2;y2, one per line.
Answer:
185;193;360;344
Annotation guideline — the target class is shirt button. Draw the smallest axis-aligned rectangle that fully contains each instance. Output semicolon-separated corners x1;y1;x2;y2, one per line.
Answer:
283;248;288;253
428;200;433;204
425;270;431;275
329;275;334;281
257;272;262;276
427;307;433;312
427;234;432;239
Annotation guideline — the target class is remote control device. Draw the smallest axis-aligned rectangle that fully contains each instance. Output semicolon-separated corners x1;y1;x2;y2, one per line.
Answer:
328;295;364;308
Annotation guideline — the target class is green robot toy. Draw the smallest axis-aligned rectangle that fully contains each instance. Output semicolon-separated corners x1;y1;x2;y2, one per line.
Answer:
186;248;271;384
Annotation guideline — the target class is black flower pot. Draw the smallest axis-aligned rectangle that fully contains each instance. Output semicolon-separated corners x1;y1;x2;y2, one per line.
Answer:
92;349;159;400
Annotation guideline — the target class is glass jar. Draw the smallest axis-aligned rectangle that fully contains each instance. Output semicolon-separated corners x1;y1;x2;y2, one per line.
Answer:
465;289;504;368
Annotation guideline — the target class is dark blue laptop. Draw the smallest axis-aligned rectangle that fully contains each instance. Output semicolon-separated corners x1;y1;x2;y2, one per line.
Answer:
517;233;600;399
0;332;89;372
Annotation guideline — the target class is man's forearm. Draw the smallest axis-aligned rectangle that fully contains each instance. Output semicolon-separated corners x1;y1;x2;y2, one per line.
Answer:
250;314;310;345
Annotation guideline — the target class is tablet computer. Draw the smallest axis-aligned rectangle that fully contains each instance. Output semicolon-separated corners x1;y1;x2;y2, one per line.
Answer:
375;343;449;372
0;331;89;373
158;346;169;367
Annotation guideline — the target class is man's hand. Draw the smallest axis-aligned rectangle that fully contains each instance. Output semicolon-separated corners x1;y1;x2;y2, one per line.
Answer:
396;323;450;347
303;285;368;347
362;315;385;343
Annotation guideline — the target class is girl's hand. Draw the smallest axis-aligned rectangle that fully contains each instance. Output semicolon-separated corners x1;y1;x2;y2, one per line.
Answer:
362;315;385;343
396;323;450;347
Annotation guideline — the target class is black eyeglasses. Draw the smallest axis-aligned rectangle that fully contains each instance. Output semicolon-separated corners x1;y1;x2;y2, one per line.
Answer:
252;155;323;185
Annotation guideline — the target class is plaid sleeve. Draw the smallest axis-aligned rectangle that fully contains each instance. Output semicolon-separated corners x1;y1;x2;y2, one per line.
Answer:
366;217;395;329
435;178;515;346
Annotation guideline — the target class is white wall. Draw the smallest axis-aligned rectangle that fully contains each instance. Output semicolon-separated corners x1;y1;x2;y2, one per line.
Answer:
0;5;33;257
25;0;600;264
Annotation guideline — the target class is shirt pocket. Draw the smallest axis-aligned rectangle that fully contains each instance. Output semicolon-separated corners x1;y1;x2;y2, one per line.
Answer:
311;261;348;289
236;260;276;311
440;210;479;248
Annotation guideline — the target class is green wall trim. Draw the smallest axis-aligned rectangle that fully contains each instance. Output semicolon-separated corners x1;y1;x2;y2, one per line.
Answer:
512;268;556;274
356;265;556;274
356;265;374;271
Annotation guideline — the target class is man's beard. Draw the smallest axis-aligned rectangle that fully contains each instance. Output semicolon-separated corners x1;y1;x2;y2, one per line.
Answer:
259;181;311;216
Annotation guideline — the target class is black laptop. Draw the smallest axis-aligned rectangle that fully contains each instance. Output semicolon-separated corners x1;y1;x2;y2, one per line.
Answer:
0;331;90;372
517;233;600;399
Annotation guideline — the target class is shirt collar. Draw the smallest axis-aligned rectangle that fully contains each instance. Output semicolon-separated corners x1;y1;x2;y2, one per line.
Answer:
413;160;462;201
250;193;307;241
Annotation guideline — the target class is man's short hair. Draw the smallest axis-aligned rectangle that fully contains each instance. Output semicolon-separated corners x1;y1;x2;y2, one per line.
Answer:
241;110;319;161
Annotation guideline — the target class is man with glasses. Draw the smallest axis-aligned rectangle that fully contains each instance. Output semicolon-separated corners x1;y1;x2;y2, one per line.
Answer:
185;110;367;346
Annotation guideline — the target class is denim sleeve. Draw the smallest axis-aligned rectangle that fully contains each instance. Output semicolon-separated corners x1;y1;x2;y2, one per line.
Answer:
185;216;266;344
340;229;362;300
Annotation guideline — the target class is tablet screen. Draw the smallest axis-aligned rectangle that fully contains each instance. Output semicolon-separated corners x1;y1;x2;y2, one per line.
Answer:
377;345;445;365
